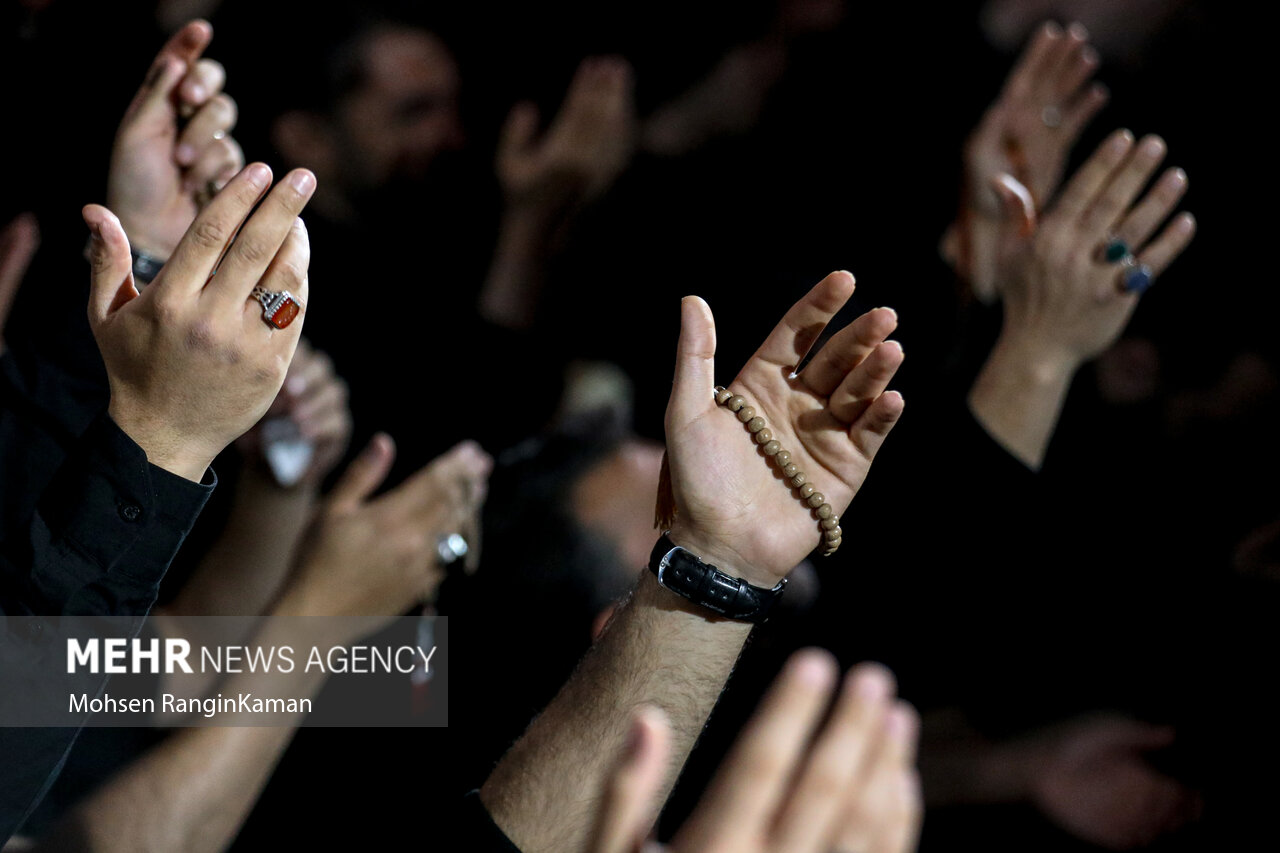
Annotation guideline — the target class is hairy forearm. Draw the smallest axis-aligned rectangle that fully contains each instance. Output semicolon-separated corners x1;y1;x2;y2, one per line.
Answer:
36;609;328;853
967;333;1077;470
481;571;752;852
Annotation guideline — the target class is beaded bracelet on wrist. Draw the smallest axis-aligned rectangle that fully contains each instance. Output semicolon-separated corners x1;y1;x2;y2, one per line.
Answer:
713;386;842;556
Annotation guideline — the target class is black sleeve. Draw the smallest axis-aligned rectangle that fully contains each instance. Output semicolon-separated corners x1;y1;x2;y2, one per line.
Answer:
451;791;523;853
0;412;214;842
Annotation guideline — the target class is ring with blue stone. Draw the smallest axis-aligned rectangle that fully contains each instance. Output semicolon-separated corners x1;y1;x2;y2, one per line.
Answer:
1103;237;1132;264
1120;255;1153;295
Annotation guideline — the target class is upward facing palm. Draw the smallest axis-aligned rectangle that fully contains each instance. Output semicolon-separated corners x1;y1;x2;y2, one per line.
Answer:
665;272;904;587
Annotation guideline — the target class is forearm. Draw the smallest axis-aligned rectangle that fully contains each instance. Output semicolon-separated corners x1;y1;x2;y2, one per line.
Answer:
481;571;752;853
917;709;1033;807
477;206;564;330
967;333;1077;470
168;467;316;625
37;608;328;853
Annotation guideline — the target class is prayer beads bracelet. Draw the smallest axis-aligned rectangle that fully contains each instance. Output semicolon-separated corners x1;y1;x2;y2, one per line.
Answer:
713;386;842;556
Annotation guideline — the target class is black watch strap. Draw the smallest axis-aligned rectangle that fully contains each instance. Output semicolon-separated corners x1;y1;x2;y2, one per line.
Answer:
648;533;786;624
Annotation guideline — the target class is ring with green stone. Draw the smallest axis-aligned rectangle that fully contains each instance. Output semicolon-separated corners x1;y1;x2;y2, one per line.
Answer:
1103;237;1132;264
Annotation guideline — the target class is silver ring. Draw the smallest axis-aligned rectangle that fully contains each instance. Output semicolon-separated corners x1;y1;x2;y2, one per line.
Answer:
436;533;469;567
1041;106;1063;129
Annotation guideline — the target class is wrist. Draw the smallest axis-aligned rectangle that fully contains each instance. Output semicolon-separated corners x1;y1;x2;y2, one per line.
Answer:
988;330;1080;388
664;525;780;590
107;402;215;483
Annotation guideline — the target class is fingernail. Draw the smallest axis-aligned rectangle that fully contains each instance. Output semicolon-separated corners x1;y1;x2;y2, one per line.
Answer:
187;83;208;102
854;665;893;701
1109;130;1134;154
1067;21;1088;41
175;144;195;165
1043;21;1062;37
245;163;270;189
1140;136;1165;158
289;170;316;195
791;650;835;687
1168;168;1187;187
1081;46;1099;66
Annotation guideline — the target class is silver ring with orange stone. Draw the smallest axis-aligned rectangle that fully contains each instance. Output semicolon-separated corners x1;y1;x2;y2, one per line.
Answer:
249;286;303;329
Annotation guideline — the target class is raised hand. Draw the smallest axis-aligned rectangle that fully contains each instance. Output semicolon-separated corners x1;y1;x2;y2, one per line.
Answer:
995;129;1195;367
498;57;636;211
967;129;1195;468
947;21;1109;301
237;338;352;487
1026;714;1200;849
664;272;904;587
278;436;492;646
84;162;315;481
589;650;922;853
108;20;244;259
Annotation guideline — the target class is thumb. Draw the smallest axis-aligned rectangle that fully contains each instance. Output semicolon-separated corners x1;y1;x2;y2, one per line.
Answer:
82;205;137;323
327;432;396;512
122;21;212;128
499;101;540;160
990;172;1037;238
668;296;717;426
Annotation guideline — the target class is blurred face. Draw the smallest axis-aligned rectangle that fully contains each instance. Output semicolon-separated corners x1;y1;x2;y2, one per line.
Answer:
572;439;665;574
334;27;464;190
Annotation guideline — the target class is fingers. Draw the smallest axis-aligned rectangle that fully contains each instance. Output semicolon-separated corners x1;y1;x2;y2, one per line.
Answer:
1046;23;1096;102
185;134;244;197
770;664;896;852
801;307;898;397
499;101;539;159
162;162;272;291
828;341;904;425
176;92;237;168
675;650;838;849
209;168;316;309
177;57;225;116
1113;168;1188;251
667;296;717;426
839;701;922;853
1138;212;1196;278
752;271;856;371
1002;21;1062;102
589;706;671;853
82;205;138;322
1080;135;1167;236
1058;82;1109;142
848;390;905;462
124;20;212;126
247;215;311;327
327;433;396;512
1048;129;1134;225
388;441;493;522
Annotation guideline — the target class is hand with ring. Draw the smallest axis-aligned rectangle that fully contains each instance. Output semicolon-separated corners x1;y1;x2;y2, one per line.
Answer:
83;162;315;481
108;20;244;261
943;21;1109;302
278;436;492;646
992;129;1195;368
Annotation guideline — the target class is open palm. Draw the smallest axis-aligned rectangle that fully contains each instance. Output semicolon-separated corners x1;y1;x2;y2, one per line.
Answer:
664;272;904;588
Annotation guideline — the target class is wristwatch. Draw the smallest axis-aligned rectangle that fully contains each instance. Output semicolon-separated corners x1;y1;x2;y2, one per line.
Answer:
648;533;786;624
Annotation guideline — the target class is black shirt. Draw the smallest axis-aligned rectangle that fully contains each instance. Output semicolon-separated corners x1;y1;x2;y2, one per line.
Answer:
0;350;213;841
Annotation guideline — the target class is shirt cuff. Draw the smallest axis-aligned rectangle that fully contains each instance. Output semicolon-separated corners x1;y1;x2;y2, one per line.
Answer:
29;412;215;606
